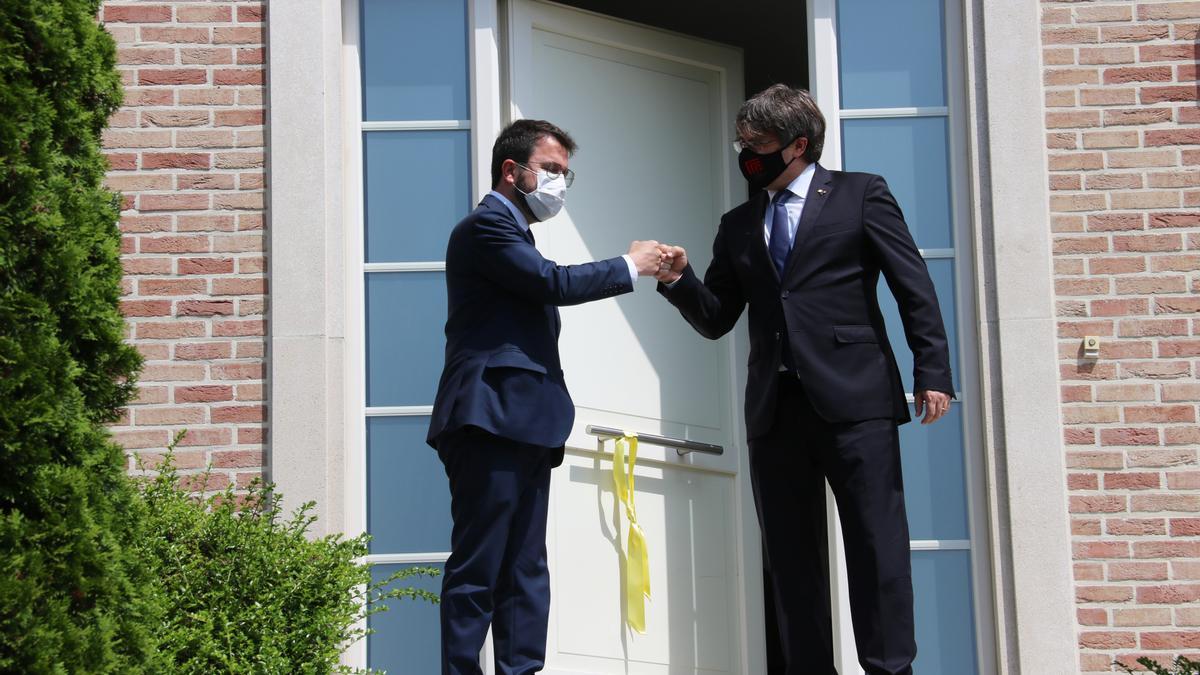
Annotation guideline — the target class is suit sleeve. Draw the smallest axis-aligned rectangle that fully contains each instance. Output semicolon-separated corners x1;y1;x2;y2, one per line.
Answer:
656;218;746;340
469;217;632;307
862;175;955;396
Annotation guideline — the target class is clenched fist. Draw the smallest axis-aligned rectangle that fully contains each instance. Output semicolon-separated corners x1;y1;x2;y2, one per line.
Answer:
654;244;687;283
627;240;662;276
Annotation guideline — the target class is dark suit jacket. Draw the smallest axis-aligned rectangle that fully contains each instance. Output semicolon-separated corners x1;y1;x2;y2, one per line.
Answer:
427;194;633;457
658;164;953;440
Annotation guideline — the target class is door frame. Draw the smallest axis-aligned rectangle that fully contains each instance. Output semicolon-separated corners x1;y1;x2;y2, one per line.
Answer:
503;2;766;672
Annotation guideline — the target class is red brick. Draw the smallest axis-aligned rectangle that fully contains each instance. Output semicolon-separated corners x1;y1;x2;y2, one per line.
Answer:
1065;428;1097;445
1113;608;1171;627
1171;518;1200;536
1060;320;1115;338
212;278;266;295
134;321;207;340
177;173;235;191
137;69;207;86
1147;129;1200;147
121;299;172;317
1142;85;1198;104
176;5;231;22
1071;495;1128;513
238;427;265;444
116;47;174;65
214;152;264;169
214;27;262;44
178;215;236;232
139;364;206;382
1156;296;1200;313
1068;471;1098;489
1104;108;1174;126
1077;585;1134;603
1100;428;1161;446
179;473;231;493
213;319;265;337
1077;608;1107;626
1169;472;1200;489
1150;213;1200;229
141;110;210;128
1061;362;1118;380
1063;405;1121;423
1125;405;1196;423
177;300;234;317
1115;276;1188;294
140;194;210;212
139;236;210;254
1103;471;1162;489
141;152;211;170
1089;256;1146;273
1114;234;1183;252
1099;340;1155;359
174;385;233;404
211;450;264;468
1120;361;1192;379
237;47;264;65
103;4;171;23
1046;110;1102;129
177;257;234;275
1148;170;1200;188
1162;383;1200;400
1138;2;1200;20
174;342;232;361
1046;68;1100;86
1068;451;1124;469
212;363;264;380
110;429;170;449
1048;152;1104;170
1085;173;1143;190
1104;65;1173;84
1107;518;1167;535
1136;543;1200;560
1129;449;1198;467
1082;87;1138;105
1074;540;1130;558
1108;150;1179;169
211;405;265;423
1109;561;1170;580
168;429;230;448
1079;46;1135;64
1102;24;1170;42
122;256;173;275
1132;494;1200;512
1092;298;1149;316
140;27;211;44
1079;631;1136;649
1096;383;1156;402
213;69;264;86
1142;632;1200;650
1118;318;1189;337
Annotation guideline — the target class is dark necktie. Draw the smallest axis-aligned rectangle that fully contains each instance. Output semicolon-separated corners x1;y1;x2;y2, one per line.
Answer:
768;189;792;277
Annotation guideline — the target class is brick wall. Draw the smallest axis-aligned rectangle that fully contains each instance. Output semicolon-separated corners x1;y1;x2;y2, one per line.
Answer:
1042;1;1200;670
101;2;267;493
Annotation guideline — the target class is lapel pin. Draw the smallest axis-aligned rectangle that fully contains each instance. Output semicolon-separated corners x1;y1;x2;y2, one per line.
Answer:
816;188;828;196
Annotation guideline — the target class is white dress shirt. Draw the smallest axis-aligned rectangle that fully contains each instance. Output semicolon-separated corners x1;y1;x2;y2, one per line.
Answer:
764;162;817;251
489;190;639;286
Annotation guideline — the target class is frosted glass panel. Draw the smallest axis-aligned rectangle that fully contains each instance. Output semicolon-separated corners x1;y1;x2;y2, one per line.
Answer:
837;0;946;109
911;551;978;674
842;116;953;249
361;0;468;121
367;416;451;553
364;130;471;263
366;272;447;406
900;407;968;541
876;258;958;395
368;564;443;673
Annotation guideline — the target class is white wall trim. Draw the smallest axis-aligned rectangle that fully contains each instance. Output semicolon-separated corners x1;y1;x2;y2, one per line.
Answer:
967;0;1079;672
267;0;348;537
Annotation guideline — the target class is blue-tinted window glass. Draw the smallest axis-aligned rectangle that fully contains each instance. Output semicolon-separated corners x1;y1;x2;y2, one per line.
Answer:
369;563;443;673
361;0;469;121
366;272;447;406
911;551;978;673
876;258;958;394
900;406;969;541
842;116;953;249
365;130;471;263
368;416;451;554
837;0;946;109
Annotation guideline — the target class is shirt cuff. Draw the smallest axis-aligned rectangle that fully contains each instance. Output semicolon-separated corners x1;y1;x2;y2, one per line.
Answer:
621;254;638;286
663;275;682;289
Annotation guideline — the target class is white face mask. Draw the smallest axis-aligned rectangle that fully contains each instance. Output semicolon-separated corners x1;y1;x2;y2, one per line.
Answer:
515;166;567;222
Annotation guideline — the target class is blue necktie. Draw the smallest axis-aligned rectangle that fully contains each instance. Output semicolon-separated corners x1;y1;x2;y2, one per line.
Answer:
768;189;792;277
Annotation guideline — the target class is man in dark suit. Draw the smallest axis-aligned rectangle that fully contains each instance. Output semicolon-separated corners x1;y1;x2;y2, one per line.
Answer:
654;85;954;675
427;119;662;675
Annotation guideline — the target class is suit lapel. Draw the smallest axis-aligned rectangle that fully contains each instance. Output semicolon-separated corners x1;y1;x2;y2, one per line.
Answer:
781;164;833;281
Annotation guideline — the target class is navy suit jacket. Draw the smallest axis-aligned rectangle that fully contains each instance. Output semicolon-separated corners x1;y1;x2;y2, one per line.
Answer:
658;165;953;440
427;194;634;459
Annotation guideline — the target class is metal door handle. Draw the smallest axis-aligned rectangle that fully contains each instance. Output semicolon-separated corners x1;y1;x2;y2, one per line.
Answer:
586;425;724;456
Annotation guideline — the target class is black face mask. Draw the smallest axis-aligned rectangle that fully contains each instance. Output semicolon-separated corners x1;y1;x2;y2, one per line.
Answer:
738;138;801;191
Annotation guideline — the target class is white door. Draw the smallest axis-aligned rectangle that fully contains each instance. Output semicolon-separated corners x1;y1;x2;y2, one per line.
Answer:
506;2;764;673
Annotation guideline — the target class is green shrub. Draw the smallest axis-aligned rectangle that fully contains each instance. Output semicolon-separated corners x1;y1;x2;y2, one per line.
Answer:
137;440;439;674
0;0;159;671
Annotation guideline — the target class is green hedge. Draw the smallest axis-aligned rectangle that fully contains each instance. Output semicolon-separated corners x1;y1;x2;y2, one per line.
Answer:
0;0;160;670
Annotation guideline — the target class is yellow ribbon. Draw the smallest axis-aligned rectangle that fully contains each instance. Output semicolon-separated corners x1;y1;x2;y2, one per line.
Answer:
610;433;650;633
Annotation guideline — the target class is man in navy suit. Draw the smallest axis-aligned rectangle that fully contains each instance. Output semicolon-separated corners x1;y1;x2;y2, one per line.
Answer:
655;85;954;675
427;119;663;675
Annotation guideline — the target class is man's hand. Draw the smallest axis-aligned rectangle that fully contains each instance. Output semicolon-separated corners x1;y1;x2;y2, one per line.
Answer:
914;390;951;425
627;240;662;276
654;244;687;283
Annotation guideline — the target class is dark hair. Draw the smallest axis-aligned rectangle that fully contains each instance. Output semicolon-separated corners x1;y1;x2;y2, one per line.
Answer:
490;119;578;188
736;84;825;163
